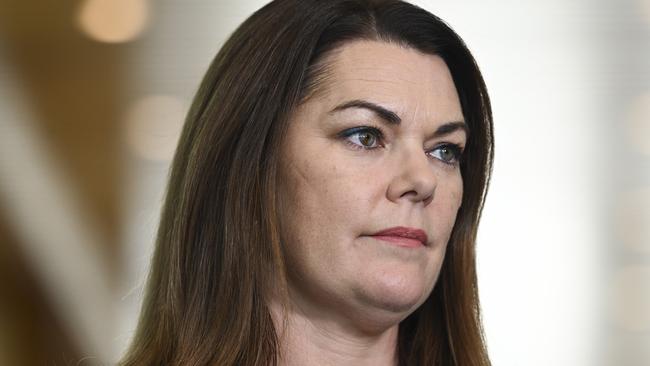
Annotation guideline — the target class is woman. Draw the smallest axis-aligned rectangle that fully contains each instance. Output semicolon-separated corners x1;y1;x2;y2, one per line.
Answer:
121;0;493;365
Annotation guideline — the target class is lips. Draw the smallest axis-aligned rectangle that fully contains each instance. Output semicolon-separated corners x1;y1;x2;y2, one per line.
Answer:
370;226;428;248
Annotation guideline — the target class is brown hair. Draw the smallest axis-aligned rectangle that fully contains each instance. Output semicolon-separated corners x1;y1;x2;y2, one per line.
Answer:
120;0;493;365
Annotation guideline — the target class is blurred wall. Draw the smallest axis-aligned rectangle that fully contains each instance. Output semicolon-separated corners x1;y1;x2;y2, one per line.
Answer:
0;0;648;365
0;0;127;363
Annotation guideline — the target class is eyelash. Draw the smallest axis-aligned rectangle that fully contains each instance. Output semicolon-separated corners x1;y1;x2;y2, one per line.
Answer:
338;125;464;167
339;125;385;149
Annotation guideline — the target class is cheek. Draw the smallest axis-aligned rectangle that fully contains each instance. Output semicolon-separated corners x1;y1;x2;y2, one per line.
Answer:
444;170;463;209
281;160;342;223
278;157;350;250
432;173;464;241
452;175;463;209
280;150;382;226
276;156;375;299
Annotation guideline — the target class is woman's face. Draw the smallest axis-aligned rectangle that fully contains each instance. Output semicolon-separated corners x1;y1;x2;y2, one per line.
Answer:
277;40;466;331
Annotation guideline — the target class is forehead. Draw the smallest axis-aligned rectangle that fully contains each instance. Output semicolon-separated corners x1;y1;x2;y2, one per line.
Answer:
316;40;463;124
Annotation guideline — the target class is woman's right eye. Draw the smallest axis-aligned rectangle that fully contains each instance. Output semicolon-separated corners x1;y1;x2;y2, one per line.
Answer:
339;126;384;150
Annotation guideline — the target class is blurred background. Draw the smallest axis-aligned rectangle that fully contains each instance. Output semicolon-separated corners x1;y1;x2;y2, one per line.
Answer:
0;0;648;364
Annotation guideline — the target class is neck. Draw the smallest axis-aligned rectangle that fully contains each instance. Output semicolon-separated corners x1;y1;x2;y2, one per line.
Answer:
269;299;400;366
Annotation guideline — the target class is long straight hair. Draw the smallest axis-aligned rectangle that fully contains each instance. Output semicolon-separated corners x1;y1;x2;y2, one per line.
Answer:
120;0;493;365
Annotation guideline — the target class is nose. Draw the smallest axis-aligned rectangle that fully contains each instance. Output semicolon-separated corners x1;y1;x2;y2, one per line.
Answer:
386;145;436;205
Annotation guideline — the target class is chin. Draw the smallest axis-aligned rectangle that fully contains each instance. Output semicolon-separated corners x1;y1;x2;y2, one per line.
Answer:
354;275;433;318
346;285;429;334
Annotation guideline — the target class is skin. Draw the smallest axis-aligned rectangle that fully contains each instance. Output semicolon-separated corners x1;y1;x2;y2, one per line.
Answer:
272;40;466;366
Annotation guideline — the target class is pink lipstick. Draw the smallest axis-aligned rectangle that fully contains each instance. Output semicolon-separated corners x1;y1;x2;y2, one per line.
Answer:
370;226;428;248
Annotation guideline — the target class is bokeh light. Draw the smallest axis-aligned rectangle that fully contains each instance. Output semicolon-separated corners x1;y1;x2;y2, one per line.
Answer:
625;92;650;156
642;0;650;26
124;95;186;162
609;265;650;332
615;188;650;253
76;0;150;43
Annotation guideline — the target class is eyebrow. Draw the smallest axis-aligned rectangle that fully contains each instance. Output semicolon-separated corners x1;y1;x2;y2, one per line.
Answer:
330;99;401;124
328;99;469;138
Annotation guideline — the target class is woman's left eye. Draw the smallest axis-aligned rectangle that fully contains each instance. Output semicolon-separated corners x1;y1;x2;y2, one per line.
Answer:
428;144;463;165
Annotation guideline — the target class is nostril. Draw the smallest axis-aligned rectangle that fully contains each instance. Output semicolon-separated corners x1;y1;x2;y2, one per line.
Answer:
400;190;418;199
423;194;433;206
398;186;434;205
